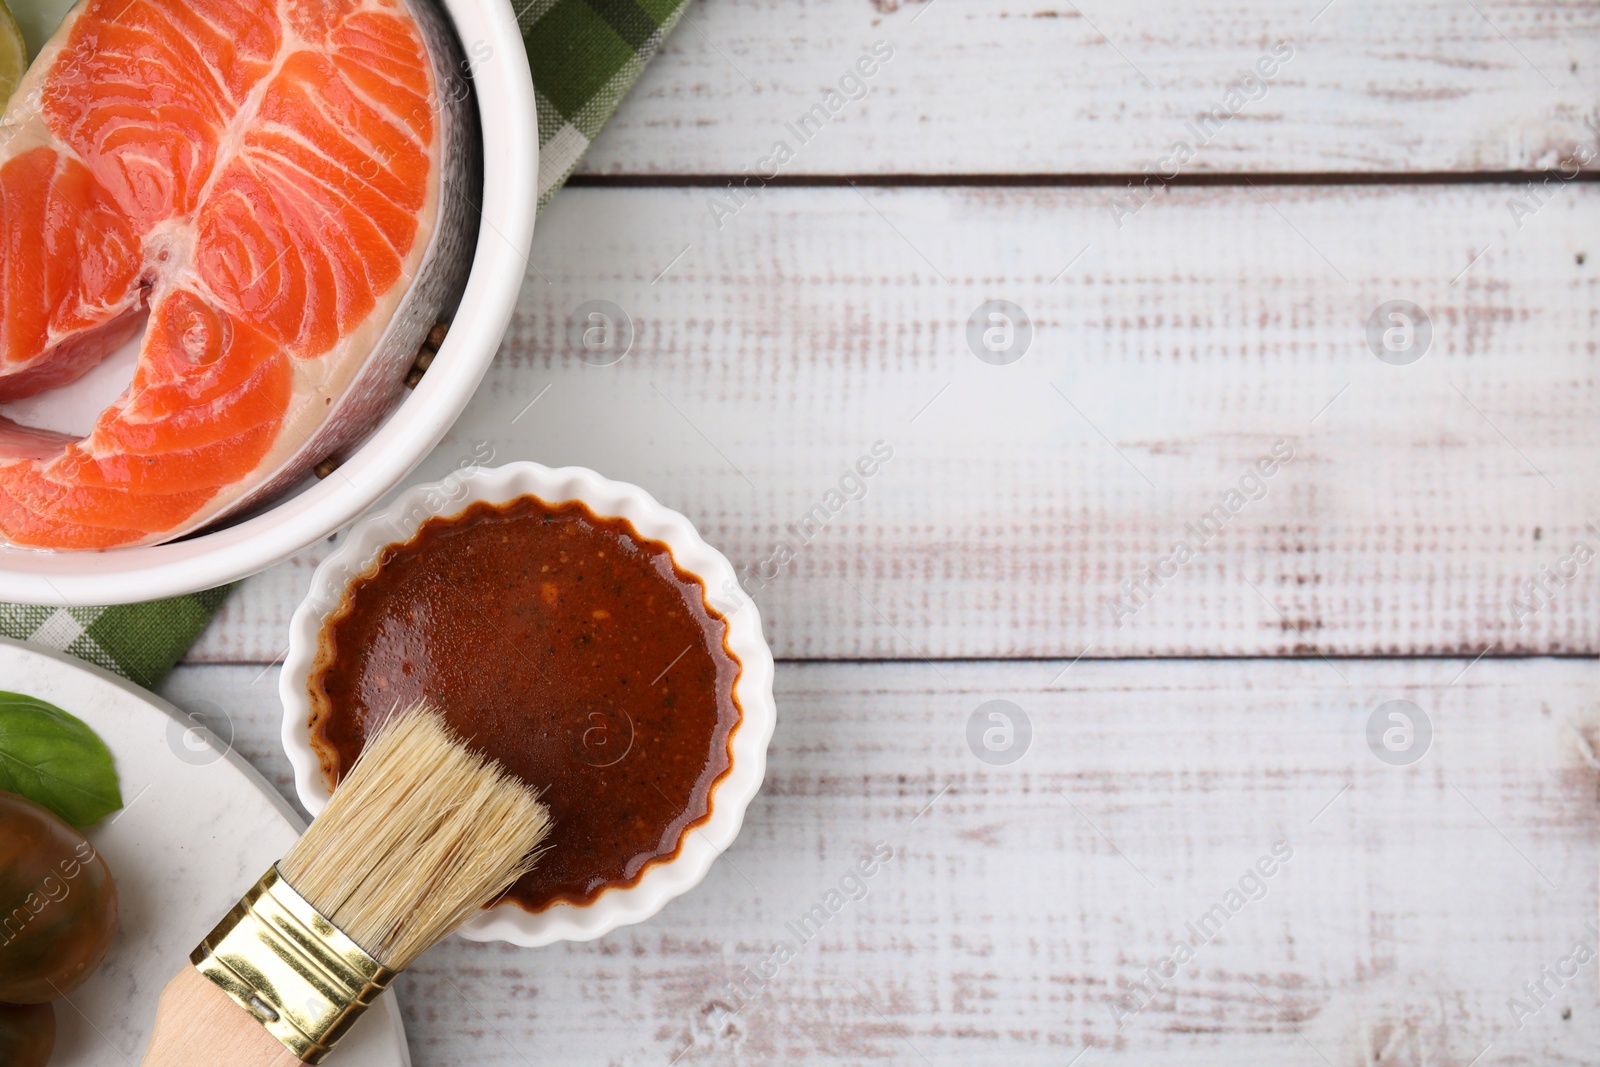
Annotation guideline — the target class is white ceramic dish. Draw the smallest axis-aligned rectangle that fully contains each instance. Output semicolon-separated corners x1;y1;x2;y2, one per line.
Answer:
0;0;537;607
0;638;409;1066
279;461;777;947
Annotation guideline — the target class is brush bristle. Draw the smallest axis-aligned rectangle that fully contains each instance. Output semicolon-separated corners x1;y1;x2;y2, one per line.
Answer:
280;705;551;970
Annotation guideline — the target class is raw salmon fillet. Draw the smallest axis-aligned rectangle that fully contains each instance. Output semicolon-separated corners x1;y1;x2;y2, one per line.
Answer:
0;0;477;549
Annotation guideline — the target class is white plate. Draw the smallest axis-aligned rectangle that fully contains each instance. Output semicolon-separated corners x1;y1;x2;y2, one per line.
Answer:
0;639;410;1067
279;462;778;947
0;0;538;606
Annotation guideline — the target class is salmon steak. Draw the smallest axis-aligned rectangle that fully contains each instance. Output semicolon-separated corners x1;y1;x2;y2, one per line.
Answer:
0;0;478;549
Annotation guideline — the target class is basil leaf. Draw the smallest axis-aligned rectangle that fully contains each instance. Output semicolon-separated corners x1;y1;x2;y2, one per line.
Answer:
0;691;122;827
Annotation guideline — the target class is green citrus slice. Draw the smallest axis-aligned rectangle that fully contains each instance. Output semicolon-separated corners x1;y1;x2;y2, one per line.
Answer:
0;2;25;106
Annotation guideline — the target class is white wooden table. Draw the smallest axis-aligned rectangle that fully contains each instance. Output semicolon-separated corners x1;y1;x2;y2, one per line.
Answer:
160;2;1600;1063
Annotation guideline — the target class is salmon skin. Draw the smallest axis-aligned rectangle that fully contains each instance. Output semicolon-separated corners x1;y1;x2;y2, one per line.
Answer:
0;0;479;549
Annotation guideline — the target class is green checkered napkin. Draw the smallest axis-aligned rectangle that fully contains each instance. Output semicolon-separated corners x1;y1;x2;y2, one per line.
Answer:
0;0;688;685
1;589;235;688
522;0;688;210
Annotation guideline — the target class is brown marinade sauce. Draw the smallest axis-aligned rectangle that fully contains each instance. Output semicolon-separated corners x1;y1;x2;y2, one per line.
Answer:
307;495;742;911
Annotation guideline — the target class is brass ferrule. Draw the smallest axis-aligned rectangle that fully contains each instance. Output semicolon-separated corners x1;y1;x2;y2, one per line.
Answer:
190;866;396;1064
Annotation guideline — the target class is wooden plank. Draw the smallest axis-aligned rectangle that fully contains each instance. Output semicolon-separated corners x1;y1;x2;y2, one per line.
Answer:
572;0;1600;177
191;183;1600;663
159;657;1600;1066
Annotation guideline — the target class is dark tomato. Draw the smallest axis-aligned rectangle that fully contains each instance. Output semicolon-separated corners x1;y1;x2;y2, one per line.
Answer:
0;1001;54;1067
0;791;118;1003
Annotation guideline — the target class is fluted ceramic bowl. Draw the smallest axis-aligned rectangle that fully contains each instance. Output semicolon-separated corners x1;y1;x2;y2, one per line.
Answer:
278;461;777;946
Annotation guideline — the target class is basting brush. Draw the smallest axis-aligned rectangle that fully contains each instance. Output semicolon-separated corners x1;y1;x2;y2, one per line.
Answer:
139;706;551;1066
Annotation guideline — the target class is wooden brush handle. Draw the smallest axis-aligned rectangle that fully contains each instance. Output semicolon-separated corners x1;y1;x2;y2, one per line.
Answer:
140;966;303;1067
